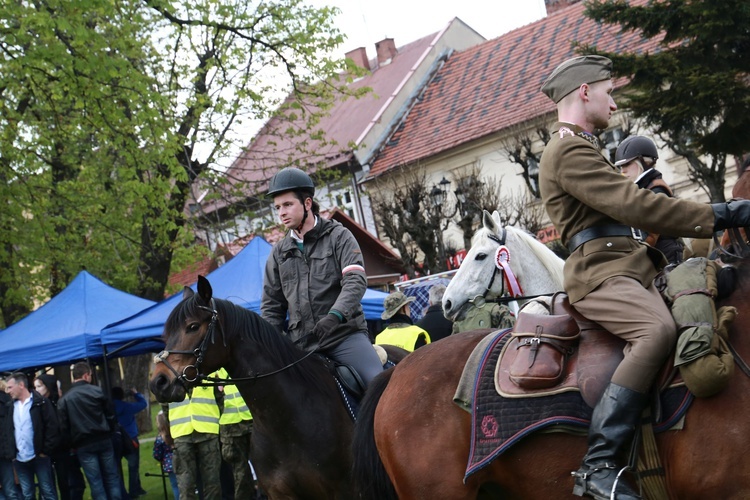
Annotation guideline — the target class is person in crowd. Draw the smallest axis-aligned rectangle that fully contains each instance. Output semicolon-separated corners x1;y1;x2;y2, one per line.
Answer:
0;380;19;500
375;291;430;351
112;386;148;498
451;298;515;334
261;167;383;387
538;54;750;499
153;411;179;500
168;371;222;500
6;373;59;500
34;374;85;500
615;135;684;266
217;369;257;500
57;362;121;500
415;284;453;342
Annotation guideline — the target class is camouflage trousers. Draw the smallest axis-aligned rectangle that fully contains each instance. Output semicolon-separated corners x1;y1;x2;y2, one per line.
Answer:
220;420;254;497
173;432;221;500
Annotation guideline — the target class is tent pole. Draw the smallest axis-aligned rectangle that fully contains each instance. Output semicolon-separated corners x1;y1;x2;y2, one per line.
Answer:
101;346;112;398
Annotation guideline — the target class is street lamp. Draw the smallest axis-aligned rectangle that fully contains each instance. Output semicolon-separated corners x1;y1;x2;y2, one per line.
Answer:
527;156;540;197
429;184;444;208
430;177;451;208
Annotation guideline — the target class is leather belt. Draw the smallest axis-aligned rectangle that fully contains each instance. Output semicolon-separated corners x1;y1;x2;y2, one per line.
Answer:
567;224;643;253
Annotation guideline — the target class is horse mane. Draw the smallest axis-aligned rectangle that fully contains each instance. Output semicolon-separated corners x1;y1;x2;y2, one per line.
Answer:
504;226;565;288
165;295;332;391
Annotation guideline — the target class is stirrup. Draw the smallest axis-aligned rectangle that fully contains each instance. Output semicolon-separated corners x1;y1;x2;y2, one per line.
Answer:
571;464;636;500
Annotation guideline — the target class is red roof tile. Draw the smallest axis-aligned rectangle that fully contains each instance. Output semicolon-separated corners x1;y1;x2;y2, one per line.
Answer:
167;257;218;293
367;1;659;177
223;31;443;192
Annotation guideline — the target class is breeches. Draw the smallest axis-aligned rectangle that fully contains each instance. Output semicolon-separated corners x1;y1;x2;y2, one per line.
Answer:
326;332;384;387
573;276;676;393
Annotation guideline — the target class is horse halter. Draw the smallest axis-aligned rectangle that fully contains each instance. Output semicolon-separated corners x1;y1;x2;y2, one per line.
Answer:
154;299;225;387
481;228;524;302
153;298;319;387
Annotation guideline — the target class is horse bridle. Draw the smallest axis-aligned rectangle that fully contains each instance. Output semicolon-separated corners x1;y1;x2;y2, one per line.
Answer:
153;299;226;387
479;228;525;300
472;228;554;307
153;298;317;387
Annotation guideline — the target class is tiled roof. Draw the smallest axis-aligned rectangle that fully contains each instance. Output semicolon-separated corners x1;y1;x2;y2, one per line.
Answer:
222;31;443;193
167;255;218;292
368;0;659;177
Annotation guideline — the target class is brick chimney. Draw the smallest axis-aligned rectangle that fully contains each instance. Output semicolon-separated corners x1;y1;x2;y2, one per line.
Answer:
544;0;582;15
375;38;397;65
345;47;370;71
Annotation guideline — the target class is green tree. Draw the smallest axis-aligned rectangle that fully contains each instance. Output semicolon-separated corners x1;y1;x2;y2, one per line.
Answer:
0;0;348;328
582;0;750;202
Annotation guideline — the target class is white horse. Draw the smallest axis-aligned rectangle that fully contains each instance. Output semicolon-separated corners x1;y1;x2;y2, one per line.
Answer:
442;210;565;320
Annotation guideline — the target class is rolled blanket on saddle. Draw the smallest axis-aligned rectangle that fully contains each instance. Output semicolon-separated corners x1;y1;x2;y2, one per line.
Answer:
664;257;735;397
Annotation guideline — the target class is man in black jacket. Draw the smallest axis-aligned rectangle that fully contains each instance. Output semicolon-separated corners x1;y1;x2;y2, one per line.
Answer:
0;387;19;500
7;372;59;500
415;284;453;342
58;362;122;500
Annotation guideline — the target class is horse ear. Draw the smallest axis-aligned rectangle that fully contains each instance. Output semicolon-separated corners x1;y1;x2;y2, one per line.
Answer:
182;287;194;300
197;275;213;303
483;210;499;232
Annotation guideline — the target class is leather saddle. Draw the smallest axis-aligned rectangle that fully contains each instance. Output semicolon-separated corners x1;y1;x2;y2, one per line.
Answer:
496;292;675;407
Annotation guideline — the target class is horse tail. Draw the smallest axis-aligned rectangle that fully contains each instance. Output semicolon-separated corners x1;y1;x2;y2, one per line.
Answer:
351;367;397;500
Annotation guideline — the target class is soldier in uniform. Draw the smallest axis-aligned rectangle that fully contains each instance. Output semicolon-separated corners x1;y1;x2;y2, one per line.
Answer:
375;292;430;352
168;371;222;500
217;369;257;500
539;54;750;499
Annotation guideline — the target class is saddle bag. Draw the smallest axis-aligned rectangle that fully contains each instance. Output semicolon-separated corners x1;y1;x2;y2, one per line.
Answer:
508;309;580;390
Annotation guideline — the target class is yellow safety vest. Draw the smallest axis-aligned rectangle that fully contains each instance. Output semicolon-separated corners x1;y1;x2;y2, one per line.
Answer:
168;372;221;439
375;324;431;352
217;369;252;425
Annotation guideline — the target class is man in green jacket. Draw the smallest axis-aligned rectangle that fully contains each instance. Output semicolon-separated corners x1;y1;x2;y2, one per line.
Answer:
261;167;383;387
539;54;750;500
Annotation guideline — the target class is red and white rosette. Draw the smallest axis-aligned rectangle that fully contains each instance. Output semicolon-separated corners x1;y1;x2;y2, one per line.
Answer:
494;245;524;297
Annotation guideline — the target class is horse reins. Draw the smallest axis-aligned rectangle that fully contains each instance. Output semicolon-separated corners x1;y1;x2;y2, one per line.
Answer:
153;298;317;387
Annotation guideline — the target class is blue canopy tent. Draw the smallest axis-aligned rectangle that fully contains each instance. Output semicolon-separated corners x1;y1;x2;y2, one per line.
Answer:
362;288;388;319
101;236;390;357
101;236;273;357
0;271;155;373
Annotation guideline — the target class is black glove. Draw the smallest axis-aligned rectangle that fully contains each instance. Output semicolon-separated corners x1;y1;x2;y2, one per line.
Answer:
312;314;341;342
712;199;750;231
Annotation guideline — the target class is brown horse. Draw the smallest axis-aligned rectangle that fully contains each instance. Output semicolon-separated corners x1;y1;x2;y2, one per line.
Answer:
149;276;408;500
717;160;750;256
352;261;750;499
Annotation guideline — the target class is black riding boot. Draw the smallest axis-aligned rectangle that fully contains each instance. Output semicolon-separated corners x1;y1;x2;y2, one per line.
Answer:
572;382;648;500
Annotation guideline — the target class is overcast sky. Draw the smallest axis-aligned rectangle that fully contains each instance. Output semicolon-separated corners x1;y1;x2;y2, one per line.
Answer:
312;0;548;59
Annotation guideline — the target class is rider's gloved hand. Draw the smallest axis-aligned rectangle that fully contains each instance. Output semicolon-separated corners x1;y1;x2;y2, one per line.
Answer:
712;199;750;231
312;313;341;343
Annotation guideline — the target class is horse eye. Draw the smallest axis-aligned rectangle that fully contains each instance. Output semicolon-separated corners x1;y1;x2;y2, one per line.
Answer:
476;253;488;261
186;322;201;333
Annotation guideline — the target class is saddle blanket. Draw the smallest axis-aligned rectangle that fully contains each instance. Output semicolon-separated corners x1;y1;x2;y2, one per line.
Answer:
462;330;693;479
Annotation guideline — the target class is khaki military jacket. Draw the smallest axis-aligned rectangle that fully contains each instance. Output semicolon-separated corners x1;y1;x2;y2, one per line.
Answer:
539;122;715;303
